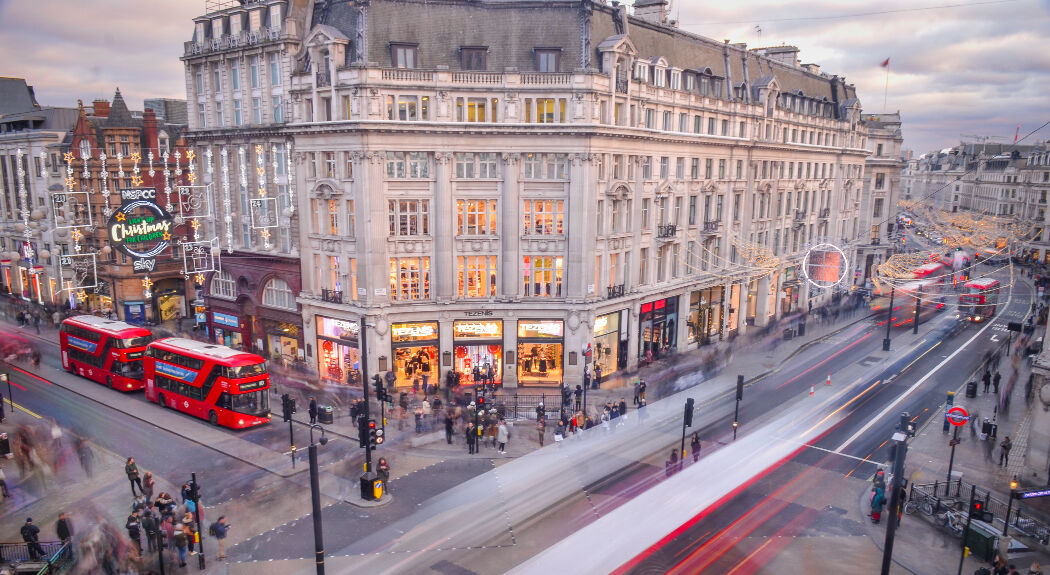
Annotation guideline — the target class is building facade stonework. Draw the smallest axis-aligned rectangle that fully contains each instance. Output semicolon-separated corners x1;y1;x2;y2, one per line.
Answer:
185;0;891;390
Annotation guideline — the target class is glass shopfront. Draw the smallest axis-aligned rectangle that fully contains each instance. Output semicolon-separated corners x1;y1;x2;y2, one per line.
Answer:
593;311;626;376
517;320;564;386
391;321;439;389
317;316;361;386
639;296;679;360
212;311;245;349
781;267;799;315
266;321;300;367
453;320;503;387
688;287;724;345
728;284;741;332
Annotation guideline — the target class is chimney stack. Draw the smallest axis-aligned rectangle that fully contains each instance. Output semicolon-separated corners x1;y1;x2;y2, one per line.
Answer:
632;0;669;25
143;108;159;159
92;99;110;117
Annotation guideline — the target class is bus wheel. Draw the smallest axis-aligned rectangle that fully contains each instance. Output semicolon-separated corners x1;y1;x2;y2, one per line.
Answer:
208;411;218;426
106;376;114;389
158;394;166;408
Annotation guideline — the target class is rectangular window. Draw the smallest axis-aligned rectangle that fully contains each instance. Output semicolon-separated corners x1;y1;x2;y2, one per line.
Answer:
269;53;281;86
272;96;283;122
721;119;729;136
230;59;240;90
873;198;884;218
679;113;688;132
522;153;568;179
387;199;431;236
249;56;259;88
639;248;648;284
524;97;565;124
660;156;670;179
522;199;565;235
739;121;746;138
735;160;742;179
676;157;685;179
327;199;339;235
212;65;221;93
458;255;498;298
690;158;699;179
536;49;560;72
233;100;242;125
522;255;563;297
251;97;261;124
642;198;650;229
385;151;430;178
596;200;605;234
662;111;672;131
345;199;356;237
391;44;418;69
324;152;336;178
456;199;498;235
198;103;206;128
875;173;886;189
718;159;726;179
708;117;716;135
343;152;354;179
461;47;487;70
455;97;497;122
389;257;430;300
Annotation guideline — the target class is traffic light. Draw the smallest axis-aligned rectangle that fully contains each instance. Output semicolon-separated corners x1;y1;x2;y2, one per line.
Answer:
372;374;383;399
477;395;486;409
189;480;201;502
281;393;296;422
736;375;744;401
970;499;992;522
684;398;694;427
358;417;369;448
368;419;383;448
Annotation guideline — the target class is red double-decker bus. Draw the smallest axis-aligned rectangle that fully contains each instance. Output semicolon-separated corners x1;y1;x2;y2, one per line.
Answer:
144;338;270;428
59;316;152;391
960;278;1001;322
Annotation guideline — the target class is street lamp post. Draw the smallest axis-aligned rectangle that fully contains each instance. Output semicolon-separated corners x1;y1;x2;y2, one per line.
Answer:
883;286;896;351
913;295;921;335
945;425;960;496
0;373;7;422
1003;477;1019;536
308;424;328;575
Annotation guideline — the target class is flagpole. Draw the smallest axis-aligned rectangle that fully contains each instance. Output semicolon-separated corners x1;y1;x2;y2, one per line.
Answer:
883;66;889;112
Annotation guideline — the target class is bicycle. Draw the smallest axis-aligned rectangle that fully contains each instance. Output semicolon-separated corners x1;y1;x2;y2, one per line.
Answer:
904;491;936;516
936;508;967;536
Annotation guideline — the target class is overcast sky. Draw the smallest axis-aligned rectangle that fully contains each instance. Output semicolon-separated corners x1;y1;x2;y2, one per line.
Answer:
1;0;1047;154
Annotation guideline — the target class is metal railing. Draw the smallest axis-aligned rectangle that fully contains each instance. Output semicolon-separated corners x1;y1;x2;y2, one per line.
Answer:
702;221;720;234
0;540;67;565
316;72;331;88
321;289;343;304
615;79;629;94
607;284;625;299
909;479;1050;544
656;224;678;239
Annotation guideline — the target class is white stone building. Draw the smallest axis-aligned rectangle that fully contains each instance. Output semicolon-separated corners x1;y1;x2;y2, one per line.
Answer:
185;0;881;390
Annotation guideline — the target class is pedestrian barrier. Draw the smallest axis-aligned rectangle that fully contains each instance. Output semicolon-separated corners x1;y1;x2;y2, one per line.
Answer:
907;479;1050;546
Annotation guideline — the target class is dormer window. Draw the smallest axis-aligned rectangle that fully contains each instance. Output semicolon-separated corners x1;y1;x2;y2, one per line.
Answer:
78;139;91;159
653;67;666;88
461;46;487;71
390;43;419;69
635;62;650;83
670;70;681;90
535;48;561;73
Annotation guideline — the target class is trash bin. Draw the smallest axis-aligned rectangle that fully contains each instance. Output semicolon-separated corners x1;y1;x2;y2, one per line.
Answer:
783;328;794;341
964;521;998;562
797;322;806;337
318;405;334;424
966;380;978;398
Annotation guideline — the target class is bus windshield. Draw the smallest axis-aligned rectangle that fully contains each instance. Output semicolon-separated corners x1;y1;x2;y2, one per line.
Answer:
115;336;151;348
225;361;267;378
230;390;270;417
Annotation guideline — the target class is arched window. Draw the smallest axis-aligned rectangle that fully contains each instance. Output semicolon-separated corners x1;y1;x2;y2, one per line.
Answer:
210;270;236;299
78;139;91;159
262;277;296;310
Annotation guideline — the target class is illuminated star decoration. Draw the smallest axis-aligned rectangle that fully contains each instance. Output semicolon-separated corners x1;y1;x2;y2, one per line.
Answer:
63;151;75;163
116;212;126;222
131;174;144;187
162;230;172;241
186;150;196;162
195;273;206;285
260;229;271;240
142;276;154;290
187;172;197;184
71;229;84;242
190;219;201;231
130;152;141;164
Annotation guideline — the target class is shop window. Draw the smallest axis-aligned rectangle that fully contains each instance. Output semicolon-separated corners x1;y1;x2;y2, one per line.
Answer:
457;255;498;298
521;255;563;297
389;257;431;300
522;199;564;235
456;199;498;235
388;199;430;236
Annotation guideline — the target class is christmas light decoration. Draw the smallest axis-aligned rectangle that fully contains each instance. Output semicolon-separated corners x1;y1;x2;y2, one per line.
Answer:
221;146;234;253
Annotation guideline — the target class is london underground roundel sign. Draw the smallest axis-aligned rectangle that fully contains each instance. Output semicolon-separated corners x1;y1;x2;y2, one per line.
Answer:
107;188;173;273
946;406;969;426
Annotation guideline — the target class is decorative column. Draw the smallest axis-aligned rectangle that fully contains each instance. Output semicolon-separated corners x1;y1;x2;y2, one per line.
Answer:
500;153;521;298
755;274;771;327
360;151;390;307
433;152;454;301
567;153;594;300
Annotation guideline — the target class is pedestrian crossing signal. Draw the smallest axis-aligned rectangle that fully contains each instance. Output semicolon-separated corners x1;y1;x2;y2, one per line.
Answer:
368;419;383;448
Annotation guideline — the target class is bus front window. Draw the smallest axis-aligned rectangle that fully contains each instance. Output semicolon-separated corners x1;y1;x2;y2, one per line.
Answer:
227;362;268;378
230;390;270;417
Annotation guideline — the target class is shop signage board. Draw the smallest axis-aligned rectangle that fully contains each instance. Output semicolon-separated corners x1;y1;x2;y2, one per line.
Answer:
107;188;174;273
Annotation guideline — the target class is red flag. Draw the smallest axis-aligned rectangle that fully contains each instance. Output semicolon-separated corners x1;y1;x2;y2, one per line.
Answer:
880;58;890;68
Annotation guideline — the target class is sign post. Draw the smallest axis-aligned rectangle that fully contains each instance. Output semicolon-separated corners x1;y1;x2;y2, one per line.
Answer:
945;406;969;496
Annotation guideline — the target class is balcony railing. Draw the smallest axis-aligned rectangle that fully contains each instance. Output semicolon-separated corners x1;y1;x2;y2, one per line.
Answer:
615;79;629;94
819;207;831;218
702;221;720;234
321;289;344;304
451;72;504;84
316;72;331;88
381;69;435;82
656;224;678;239
607;284;625;299
521;73;571;86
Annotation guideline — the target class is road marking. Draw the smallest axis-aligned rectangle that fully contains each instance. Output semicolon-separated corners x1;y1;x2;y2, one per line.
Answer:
7;399;42;419
835;270;1016;452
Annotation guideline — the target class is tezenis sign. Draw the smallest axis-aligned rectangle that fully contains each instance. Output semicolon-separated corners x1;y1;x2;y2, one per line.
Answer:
107;188;174;273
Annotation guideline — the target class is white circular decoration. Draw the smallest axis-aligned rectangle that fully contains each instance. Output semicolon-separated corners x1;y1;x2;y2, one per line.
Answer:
802;243;849;289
